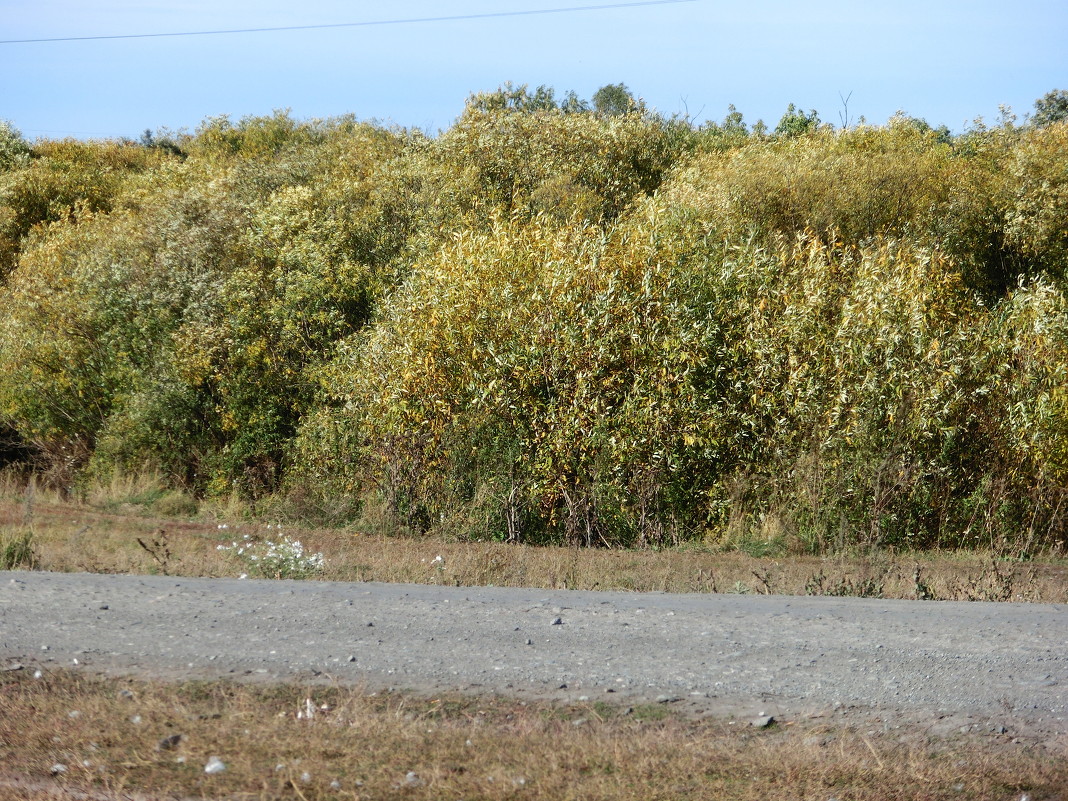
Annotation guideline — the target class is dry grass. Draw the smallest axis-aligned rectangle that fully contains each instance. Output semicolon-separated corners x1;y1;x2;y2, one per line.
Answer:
3;475;1067;800
2;475;1066;602
1;669;1064;801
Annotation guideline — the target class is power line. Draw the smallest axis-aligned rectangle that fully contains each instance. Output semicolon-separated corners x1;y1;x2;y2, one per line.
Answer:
0;0;697;45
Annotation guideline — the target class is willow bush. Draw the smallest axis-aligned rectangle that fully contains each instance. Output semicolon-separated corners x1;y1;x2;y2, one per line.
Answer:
1;99;1067;553
0;150;245;489
0;137;164;279
1004;122;1068;281
296;158;1068;551
165;122;418;496
955;281;1068;553
293;211;737;545
667;118;1020;296
435;90;689;224
0;116;420;494
706;236;983;551
291;213;967;547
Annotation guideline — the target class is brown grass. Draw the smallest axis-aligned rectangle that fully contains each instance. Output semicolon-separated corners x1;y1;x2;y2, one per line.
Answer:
2;475;1066;603
1;669;1064;801
3;476;1067;800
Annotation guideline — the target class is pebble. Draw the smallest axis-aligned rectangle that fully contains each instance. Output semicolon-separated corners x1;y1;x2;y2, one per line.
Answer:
157;734;183;751
204;756;226;774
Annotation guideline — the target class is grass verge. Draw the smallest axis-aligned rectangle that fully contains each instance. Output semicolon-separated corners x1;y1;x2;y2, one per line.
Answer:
1;669;1064;801
2;479;1067;602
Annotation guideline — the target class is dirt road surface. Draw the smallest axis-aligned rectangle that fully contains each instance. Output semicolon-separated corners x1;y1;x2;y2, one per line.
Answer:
2;571;1065;743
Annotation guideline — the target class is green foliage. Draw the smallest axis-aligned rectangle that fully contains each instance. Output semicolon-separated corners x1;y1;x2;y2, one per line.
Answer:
667;119;1019;295
712;237;981;550
0;210;148;478
188;109;325;161
1004;123;1068;280
14;137;160;210
297;212;732;545
466;82;562;113
1;530;38;570
170;124;413;496
0;119;30;171
695;105;753;151
956;281;1068;550
437;95;686;223
139;127;186;158
774;103;821;137
3;92;1068;553
592;83;637;116
1031;89;1068;128
0;138;165;278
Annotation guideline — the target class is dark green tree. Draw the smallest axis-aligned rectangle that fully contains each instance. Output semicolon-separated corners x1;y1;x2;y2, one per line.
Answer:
592;83;636;116
774;103;821;137
1032;89;1068;128
722;104;747;136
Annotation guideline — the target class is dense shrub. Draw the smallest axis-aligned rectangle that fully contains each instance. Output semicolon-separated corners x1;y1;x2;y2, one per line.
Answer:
1004;122;1068;281
0;138;165;279
666;119;1018;295
2;96;1068;552
0;117;415;494
294;212;733;544
435;94;688;223
0;120;30;171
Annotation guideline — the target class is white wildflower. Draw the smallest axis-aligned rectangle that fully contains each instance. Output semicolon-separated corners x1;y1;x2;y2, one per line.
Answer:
218;533;324;579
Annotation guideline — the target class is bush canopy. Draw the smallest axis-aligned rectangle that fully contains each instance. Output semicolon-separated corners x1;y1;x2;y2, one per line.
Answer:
2;89;1067;553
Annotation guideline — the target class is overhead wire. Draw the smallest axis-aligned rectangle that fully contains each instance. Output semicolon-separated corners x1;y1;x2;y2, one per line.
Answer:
0;0;697;45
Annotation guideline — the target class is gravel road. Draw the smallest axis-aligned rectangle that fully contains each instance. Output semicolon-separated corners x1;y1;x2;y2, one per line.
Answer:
2;571;1066;741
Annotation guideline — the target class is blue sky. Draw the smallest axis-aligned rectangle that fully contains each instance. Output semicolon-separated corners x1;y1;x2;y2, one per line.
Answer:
1;0;1065;140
